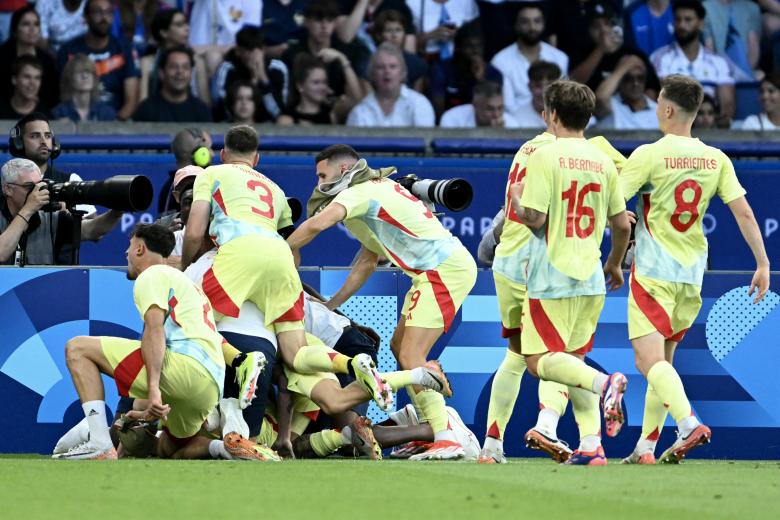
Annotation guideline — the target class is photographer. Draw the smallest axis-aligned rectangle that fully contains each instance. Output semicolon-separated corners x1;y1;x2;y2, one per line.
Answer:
0;158;122;265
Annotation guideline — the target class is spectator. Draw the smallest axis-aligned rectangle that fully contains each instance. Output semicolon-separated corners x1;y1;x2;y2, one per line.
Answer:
0;1;27;44
429;22;503;114
213;25;289;122
372;9;428;91
491;3;569;116
571;2;660;95
262;0;308;51
36;0;88;53
0;158;122;265
278;55;337;125
188;0;262;46
140;9;210;106
595;54;659;128
52;54;117;122
336;0;416;51
439;80;521;127
740;72;780;129
475;0;525;60
112;0;158;57
57;0;141;120
694;92;719;127
158;127;213;213
224;79;259;123
548;0;623;68
0;6;60;110
650;0;736;123
512;60;562;128
0;56;46;119
346;41;435;126
624;0;675;56
702;0;761;76
408;0;479;59
133;46;212;122
165;164;203;265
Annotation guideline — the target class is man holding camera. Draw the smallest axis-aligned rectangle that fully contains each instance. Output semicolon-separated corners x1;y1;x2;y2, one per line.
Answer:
286;144;477;461
0;158;122;265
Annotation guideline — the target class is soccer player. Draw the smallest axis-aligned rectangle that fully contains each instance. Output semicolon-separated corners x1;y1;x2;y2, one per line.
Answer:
619;75;770;464
57;224;256;460
182;125;390;410
512;80;632;465
287;145;478;460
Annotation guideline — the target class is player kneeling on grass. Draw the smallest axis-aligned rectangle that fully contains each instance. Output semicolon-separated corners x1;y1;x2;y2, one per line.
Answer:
511;80;632;466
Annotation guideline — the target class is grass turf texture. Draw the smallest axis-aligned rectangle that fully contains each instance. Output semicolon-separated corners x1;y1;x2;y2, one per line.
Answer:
1;457;778;519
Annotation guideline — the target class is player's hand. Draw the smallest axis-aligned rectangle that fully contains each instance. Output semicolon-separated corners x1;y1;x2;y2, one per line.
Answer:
626;210;637;225
145;389;170;420
272;437;295;459
508;180;525;201
748;265;770;304
604;261;624;291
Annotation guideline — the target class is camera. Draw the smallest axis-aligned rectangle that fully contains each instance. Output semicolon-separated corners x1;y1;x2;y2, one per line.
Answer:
396;174;473;212
40;175;153;213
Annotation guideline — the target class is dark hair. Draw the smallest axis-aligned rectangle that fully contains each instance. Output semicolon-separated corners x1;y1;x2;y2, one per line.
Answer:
11;55;43;77
528;61;562;82
473;81;503;99
303;0;340;21
119;0;159;43
517;2;545;17
699;93;718;111
672;0;706;19
543;80;595;130
130;223;176;257
762;70;780;91
159;45;194;69
224;125;259;154
315;144;359;164
454;20;484;50
151;8;183;45
661;74;704;113
226;80;259;121
236;25;266;49
371;9;409;43
16;112;50;134
84;0;109;15
9;5;39;41
289;54;329;109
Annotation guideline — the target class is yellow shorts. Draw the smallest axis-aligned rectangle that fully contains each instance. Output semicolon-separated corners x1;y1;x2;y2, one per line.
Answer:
257;416;277;447
201;234;304;333
493;271;527;338
520;295;604;356
256;395;320;446
101;337;219;440
401;246;477;332
284;366;339;400
628;270;702;341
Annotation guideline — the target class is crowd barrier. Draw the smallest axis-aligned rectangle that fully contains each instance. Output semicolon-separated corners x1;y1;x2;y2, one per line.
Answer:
0;267;777;458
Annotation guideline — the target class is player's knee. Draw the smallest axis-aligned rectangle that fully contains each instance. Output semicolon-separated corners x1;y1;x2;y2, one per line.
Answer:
318;395;343;416
526;359;539;378
397;350;421;370
64;336;88;365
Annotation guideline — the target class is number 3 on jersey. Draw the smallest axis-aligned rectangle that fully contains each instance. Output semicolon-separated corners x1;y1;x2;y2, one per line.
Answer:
505;162;526;223
247;179;275;219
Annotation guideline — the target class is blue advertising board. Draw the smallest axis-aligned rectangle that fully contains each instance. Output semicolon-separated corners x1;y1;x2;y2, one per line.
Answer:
1;267;778;459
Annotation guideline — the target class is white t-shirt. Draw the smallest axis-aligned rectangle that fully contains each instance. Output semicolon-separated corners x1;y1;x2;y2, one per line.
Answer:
740;113;778;131
439;103;521;128
347;85;435;127
189;0;263;46
598;95;658;130
303;295;350;349
650;42;735;96
490;42;569;114
406;0;479;55
36;0;88;52
511;101;546;128
66;173;97;216
172;228;184;257
184;249;278;348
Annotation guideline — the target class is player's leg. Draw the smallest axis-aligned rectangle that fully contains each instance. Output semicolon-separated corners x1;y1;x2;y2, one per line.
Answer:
525;381;573;463
565;383;606;466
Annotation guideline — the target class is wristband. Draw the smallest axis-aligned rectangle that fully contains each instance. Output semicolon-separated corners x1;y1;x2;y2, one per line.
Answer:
16;213;29;224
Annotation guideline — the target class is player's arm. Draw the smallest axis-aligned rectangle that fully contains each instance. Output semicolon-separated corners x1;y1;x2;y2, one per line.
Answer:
728;196;770;303
604;210;631;291
326;246;379;311
510;181;547;229
182;200;210;271
618;146;651;201
140;305;170;420
286;202;347;261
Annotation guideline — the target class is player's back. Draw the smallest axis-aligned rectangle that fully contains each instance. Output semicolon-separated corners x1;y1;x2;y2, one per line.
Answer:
193;163;292;246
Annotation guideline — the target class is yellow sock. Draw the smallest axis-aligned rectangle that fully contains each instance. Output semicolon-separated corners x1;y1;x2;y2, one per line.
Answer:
646;361;691;422
412;388;449;434
537;352;601;391
309;429;344;457
221;342;241;366
569;386;601;439
640;385;668;444
485;350;526;439
384;371;414;390
538;380;569;416
293;345;349;374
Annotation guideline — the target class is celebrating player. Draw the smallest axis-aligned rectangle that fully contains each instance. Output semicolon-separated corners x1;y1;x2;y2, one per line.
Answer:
182;125;389;410
619;75;770;464
287;145;477;460
511;80;632;466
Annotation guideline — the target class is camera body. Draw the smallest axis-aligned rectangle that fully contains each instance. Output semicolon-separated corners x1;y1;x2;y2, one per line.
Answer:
37;175;153;212
395;174;473;212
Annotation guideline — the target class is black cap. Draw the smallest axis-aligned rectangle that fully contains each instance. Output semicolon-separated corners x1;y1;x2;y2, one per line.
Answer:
586;2;617;24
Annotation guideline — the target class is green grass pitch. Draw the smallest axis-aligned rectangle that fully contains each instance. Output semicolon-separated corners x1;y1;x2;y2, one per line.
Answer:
1;457;778;519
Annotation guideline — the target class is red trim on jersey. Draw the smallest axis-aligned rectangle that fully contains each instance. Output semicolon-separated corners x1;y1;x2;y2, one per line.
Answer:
327;351;338;361
168;295;180;326
303;410;321;422
642;193;653;238
384;247;423;274
377;207;417;237
528;299;566;352
669;328;688;342
114;348;145;397
202;267;240;318
501;325;522;338
213;188;227;215
630;266;675;339
274;292;304;322
574;333;595;355
426;270;456;332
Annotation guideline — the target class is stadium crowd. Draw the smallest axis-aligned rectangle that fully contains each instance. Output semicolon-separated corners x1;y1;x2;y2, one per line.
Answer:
0;0;777;130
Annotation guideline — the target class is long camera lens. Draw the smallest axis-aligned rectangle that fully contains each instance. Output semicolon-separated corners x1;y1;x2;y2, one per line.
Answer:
409;178;473;212
47;175;153;212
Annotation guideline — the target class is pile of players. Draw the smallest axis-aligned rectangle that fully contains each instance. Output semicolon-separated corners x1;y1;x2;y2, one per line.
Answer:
53;73;769;465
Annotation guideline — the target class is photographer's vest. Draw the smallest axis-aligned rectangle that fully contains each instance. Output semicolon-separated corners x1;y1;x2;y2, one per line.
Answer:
0;200;61;265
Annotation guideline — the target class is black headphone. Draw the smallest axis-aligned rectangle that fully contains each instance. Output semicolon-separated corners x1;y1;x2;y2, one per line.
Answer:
186;127;211;168
9;121;61;160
